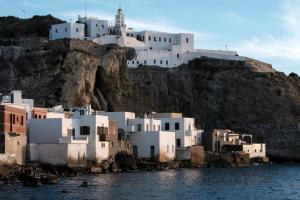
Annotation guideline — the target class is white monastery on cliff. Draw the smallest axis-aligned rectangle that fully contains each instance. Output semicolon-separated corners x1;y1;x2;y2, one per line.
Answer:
50;8;246;68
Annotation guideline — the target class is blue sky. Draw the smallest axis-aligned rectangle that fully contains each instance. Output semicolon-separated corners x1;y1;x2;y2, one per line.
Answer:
1;0;300;75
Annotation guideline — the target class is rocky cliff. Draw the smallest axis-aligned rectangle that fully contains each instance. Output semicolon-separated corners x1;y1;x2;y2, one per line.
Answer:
1;16;300;161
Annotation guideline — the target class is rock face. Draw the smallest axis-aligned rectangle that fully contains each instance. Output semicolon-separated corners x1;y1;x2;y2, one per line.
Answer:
1;16;300;161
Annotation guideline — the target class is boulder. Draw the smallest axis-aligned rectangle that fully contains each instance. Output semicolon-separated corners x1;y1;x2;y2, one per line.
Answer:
115;151;137;171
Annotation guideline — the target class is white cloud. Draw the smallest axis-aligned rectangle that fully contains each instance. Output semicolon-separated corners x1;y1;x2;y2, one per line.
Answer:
225;11;248;23
235;0;300;70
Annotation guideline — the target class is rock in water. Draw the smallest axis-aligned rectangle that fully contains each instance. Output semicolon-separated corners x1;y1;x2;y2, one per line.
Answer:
80;181;90;187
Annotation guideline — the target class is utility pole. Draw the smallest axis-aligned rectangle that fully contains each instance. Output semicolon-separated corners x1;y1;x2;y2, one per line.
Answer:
22;9;26;19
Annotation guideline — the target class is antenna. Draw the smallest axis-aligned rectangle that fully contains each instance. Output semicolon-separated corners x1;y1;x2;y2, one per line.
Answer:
84;0;87;18
225;44;228;51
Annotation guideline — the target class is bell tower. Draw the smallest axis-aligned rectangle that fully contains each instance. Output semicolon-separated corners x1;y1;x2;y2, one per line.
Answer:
115;6;125;28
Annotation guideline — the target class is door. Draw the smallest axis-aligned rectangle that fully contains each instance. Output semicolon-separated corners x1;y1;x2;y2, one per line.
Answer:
176;139;181;147
133;146;138;157
150;146;155;158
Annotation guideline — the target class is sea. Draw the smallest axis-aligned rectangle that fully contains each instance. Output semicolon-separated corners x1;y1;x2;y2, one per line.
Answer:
1;164;300;200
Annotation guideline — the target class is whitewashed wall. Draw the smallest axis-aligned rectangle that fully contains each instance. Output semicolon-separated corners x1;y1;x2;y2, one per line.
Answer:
50;23;85;40
130;131;175;161
243;144;266;158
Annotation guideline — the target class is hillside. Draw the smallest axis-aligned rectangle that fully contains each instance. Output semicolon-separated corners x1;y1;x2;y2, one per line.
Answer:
1;15;300;161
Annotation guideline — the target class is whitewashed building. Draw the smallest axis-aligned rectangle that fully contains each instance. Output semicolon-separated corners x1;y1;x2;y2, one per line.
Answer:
29;106;112;165
149;113;202;148
100;111;202;162
127;117;176;162
49;8;246;68
50;23;85;40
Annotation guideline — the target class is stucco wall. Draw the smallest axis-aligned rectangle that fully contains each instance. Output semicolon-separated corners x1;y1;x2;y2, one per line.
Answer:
29;143;87;167
130;131;175;162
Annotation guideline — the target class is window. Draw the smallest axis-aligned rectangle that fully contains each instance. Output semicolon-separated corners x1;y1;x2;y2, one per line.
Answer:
137;61;139;65
177;54;180;59
158;125;160;131
153;60;156;64
137;124;142;131
169;38;172;43
176;139;181;147
153;125;156;131
55;29;58;33
167;145;169;153
186;38;189;43
80;110;85;115
159;37;161;42
101;143;105;148
144;60;147;65
35;115;37;118
172;145;174;152
165;123;170;130
154;37;157;41
96;24;98;27
39;115;41;119
131;34;134;37
146;124;149;131
166;60;168;65
160;60;163;64
80;126;90;135
102;25;104;29
97;126;107;135
164;38;166;42
21;116;24;126
127;33;129;36
132;60;135;64
76;28;79;32
175;122;180;130
12;114;15;125
149;36;151;41
65;28;68;32
189;124;191;130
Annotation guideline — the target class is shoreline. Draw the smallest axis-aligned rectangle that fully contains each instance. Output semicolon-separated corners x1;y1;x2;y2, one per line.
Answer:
0;158;272;186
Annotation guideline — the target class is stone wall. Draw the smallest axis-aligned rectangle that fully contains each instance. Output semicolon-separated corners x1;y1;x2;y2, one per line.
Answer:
176;146;206;167
0;154;16;166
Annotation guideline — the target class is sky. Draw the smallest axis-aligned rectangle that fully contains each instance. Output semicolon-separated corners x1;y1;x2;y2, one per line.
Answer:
1;0;300;75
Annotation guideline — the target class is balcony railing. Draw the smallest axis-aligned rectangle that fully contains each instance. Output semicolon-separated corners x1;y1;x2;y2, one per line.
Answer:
59;136;88;144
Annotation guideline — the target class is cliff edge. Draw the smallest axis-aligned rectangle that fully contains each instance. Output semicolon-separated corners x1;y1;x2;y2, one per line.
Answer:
1;16;300;161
